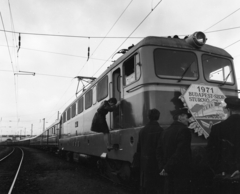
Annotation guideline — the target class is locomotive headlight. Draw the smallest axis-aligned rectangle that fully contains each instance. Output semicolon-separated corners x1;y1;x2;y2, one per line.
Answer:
185;31;207;48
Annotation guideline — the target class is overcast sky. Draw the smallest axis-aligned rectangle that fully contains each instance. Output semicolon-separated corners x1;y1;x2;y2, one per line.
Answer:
1;0;240;136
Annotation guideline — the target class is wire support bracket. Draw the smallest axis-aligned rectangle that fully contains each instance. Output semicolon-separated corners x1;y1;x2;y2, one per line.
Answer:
14;71;35;76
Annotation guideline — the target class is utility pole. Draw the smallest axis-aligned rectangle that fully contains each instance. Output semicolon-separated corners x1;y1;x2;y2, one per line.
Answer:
43;118;45;132
31;124;33;137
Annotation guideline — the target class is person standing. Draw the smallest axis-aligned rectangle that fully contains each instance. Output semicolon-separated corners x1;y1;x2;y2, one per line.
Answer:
132;109;164;194
157;109;192;194
91;98;119;148
207;97;240;193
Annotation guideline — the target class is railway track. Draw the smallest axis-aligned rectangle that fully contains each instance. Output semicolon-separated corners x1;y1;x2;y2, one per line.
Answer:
0;147;24;194
0;147;15;162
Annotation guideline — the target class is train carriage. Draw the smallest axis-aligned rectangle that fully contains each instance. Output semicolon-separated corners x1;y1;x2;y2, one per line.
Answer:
30;133;42;148
45;119;60;151
30;119;60;151
58;32;238;182
14;137;30;146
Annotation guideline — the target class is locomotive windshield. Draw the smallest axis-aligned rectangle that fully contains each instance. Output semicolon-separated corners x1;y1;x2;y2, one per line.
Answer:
202;54;234;84
154;49;198;80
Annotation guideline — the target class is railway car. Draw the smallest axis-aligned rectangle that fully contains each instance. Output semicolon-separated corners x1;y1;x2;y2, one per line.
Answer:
57;31;238;184
30;119;60;151
41;119;60;151
14;137;30;146
30;133;42;148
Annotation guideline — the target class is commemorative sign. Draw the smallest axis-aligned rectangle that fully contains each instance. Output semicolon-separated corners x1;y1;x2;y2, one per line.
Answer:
182;84;227;138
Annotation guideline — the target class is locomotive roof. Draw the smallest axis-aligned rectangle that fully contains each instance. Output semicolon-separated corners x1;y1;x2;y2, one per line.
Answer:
64;35;233;110
103;35;233;79
117;36;233;62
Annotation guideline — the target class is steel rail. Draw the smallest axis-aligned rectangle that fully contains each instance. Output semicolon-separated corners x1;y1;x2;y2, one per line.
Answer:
0;148;15;162
8;147;24;194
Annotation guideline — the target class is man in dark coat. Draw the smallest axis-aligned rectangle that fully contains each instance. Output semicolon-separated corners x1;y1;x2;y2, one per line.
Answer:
132;109;164;194
157;109;192;194
207;97;240;193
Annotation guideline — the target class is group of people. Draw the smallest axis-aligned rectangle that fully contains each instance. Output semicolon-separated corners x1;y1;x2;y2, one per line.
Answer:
90;96;240;194
133;108;192;194
133;97;240;194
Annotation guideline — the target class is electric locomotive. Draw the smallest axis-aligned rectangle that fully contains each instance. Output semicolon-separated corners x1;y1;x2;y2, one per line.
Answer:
58;31;238;184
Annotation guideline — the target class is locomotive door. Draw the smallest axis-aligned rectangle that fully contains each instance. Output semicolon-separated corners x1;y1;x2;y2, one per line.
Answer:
110;68;122;129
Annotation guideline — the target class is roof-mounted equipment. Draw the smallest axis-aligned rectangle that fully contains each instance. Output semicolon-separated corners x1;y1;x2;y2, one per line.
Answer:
185;31;207;48
112;44;135;58
74;76;96;97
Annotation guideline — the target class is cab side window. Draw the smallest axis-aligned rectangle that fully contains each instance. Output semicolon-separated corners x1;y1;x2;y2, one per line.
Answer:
78;97;83;114
123;54;141;86
97;76;108;101
85;90;92;109
62;112;66;123
72;103;76;118
67;108;71;121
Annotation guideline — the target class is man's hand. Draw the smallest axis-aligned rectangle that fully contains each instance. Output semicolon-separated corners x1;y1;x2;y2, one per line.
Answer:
231;170;240;178
160;169;168;176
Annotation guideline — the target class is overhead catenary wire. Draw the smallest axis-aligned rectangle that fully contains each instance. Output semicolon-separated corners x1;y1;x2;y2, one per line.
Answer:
0;13;14;71
2;24;240;63
204;26;240;50
76;0;134;75
0;69;74;79
203;7;240;52
204;7;240;32
2;25;240;41
0;44;111;62
36;1;136;126
205;26;240;34
0;28;144;39
2;24;240;66
43;1;136;126
92;0;163;77
1;12;19;126
224;39;240;49
90;0;134;57
7;0;18;60
7;0;20;125
203;7;240;51
43;0;164;128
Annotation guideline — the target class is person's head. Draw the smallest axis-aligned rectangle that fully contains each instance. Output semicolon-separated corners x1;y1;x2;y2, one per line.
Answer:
225;97;240;115
178;113;189;126
148;109;160;121
108;98;117;106
173;109;191;126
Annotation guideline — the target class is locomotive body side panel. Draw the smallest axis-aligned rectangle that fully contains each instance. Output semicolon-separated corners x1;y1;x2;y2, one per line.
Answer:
58;35;238;163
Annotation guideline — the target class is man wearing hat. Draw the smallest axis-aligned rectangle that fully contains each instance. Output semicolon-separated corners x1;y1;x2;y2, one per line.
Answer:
157;109;192;194
207;97;240;193
132;108;164;194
